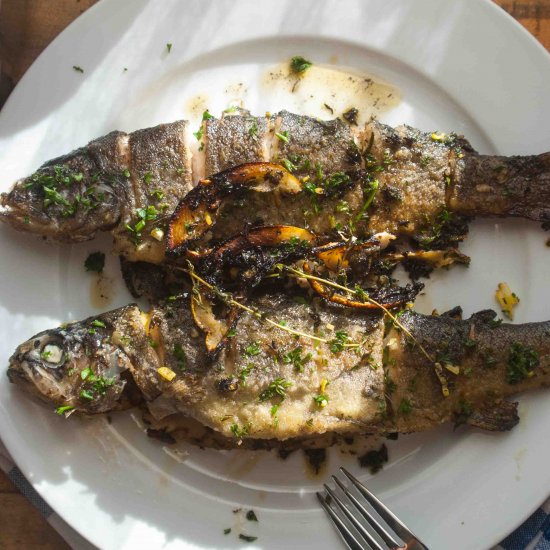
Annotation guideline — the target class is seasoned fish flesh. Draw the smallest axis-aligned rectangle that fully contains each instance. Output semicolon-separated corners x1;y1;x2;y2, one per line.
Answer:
2;112;550;264
7;293;550;444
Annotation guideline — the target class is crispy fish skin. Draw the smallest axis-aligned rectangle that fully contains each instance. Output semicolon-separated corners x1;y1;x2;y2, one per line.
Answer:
7;295;550;443
3;113;550;260
1;121;193;263
113;121;193;263
387;310;550;433
203;113;270;176
451;151;550;222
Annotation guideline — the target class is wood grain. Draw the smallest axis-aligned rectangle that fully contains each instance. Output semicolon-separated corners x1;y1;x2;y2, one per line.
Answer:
0;0;549;548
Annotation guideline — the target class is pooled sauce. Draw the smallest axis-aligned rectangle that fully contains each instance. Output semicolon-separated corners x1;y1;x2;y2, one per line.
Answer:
261;62;401;125
90;274;114;309
184;94;210;119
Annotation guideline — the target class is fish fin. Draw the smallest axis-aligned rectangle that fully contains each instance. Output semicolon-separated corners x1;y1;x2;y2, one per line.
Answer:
466;401;519;432
469;309;499;323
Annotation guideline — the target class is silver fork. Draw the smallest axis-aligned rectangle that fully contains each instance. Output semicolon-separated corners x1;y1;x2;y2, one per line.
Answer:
317;467;429;550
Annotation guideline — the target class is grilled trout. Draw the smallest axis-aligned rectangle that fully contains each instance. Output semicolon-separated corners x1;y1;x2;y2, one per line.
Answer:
7;292;550;445
2;112;550;263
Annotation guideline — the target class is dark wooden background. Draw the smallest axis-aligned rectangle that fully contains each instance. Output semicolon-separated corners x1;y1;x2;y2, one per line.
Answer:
0;0;549;548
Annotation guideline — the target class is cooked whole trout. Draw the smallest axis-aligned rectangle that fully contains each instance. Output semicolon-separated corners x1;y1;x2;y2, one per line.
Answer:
2;111;550;263
7;292;550;444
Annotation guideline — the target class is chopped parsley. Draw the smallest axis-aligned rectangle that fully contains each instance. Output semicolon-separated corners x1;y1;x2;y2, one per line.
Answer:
248;119;258;139
507;342;539;384
223;528;231;535
55;405;74;415
238;364;254;385
84;251;105;273
281;158;297;173
398;398;412;415
91;319;106;328
227;328;237;338
166;43;173;53
230;423;250;438
173;343;187;370
143;172;153;185
193;110;214;141
40;350;52;360
259;378;292;402
329;331;349;353
313;393;328;408
290;55;312;74
282;346;312;372
246;510;258;522
244;342;261;357
239;534;258;543
72;65;84;73
275;131;289;143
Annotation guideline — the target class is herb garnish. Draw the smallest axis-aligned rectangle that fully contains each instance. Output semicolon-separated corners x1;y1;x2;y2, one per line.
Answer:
223;528;231;535
343;107;359;125
246;510;258;522
244;342;261;357
282;346;312;372
398;398;412;415
290;56;312;74
173;343;187;370
239;534;258;543
73;65;84;73
84;251;105;273
313;393;328;408
193;110;214;141
507;342;539;384
166;43;173;53
230;423;250;438
55;405;74;415
329;331;349;353
259;378;292;402
275;130;289;143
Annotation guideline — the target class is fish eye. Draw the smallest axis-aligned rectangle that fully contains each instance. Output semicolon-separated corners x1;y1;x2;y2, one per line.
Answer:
38;340;66;368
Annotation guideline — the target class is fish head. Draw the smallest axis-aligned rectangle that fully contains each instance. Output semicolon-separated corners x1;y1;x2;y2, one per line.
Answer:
0;161;121;243
6;316;134;415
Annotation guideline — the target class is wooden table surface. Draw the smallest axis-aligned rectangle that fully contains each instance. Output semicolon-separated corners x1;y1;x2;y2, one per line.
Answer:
0;0;549;548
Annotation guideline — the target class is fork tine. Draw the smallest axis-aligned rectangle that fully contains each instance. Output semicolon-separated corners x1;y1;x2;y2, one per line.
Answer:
332;475;401;549
324;483;385;550
316;492;370;550
340;467;421;544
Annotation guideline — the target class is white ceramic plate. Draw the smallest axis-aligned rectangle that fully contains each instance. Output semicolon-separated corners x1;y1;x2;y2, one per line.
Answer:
1;1;550;548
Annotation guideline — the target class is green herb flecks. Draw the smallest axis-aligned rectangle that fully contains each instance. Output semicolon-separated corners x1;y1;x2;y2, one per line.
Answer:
275;130;289;143
55;405;75;415
259;377;292;402
290;56;312;74
244;342;261;357
73;65;84;73
282;346;312;372
173;343;188;370
84;251;105;273
230;423;250;438
398;398;412;415
246;510;258;522
166;43;173;53
239;534;258;543
507;342;539;384
193;110;214;141
329;331;349;353
313;393;329;408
